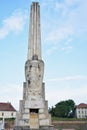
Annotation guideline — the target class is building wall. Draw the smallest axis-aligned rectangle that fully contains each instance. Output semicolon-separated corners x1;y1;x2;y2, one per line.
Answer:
0;111;16;118
76;108;87;118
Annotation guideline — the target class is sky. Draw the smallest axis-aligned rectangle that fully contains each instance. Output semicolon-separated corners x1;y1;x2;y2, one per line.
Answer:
0;0;87;110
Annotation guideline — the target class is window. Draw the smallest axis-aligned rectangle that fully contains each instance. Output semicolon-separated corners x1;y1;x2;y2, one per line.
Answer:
78;111;80;113
11;113;13;116
2;113;4;116
82;115;84;118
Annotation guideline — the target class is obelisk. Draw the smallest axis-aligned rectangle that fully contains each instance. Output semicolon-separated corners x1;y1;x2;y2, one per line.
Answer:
14;2;53;130
27;2;41;60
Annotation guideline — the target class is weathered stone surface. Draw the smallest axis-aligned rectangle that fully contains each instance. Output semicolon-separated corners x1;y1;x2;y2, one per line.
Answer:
39;126;54;130
14;126;54;130
39;119;51;126
39;109;44;114
39;114;46;119
14;126;30;130
14;2;53;130
27;2;41;60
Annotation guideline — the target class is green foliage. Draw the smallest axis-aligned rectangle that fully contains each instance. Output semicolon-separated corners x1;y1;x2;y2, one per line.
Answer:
5;118;15;121
52;117;87;121
49;106;55;116
49;99;75;118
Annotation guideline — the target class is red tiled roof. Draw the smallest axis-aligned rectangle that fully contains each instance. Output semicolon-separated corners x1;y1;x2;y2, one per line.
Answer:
77;103;87;108
0;102;16;111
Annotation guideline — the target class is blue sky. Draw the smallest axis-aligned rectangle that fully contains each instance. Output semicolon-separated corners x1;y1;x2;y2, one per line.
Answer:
0;0;87;110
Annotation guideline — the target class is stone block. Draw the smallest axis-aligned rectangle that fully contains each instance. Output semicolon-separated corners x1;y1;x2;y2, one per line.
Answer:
25;100;44;108
22;113;30;119
39;114;46;119
14;126;30;130
39;119;50;126
39;126;54;130
39;108;44;113
18;120;25;126
24;108;29;113
14;126;22;130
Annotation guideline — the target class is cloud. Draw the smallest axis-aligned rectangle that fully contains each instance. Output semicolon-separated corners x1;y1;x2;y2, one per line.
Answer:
45;26;74;43
0;9;27;39
48;75;87;82
54;0;79;16
41;0;87;55
0;84;23;110
46;83;87;107
62;39;73;53
62;45;72;53
64;0;87;35
46;46;57;55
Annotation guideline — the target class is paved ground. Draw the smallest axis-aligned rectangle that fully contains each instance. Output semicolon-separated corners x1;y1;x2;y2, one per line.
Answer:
56;129;75;130
62;129;75;130
55;128;78;130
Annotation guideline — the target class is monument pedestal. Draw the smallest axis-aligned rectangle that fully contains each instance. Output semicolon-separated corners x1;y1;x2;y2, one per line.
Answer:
14;126;30;130
14;2;54;130
14;126;54;130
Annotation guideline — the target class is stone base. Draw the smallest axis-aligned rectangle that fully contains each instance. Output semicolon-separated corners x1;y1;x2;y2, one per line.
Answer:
14;126;30;130
14;126;54;130
40;126;54;130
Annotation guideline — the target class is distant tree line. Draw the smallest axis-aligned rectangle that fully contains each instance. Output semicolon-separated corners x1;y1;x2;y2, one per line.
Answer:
49;99;76;118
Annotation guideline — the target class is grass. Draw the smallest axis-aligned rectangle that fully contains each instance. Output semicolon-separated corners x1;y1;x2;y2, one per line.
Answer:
52;117;87;121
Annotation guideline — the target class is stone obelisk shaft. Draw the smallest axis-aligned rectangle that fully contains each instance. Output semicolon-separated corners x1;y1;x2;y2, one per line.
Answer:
14;2;53;130
27;2;41;60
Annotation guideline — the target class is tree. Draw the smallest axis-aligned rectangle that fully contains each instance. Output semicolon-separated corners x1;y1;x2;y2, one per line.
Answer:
49;106;55;116
50;99;75;118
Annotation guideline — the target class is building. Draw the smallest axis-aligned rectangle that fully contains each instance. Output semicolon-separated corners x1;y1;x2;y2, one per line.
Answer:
0;102;16;119
14;2;53;130
76;103;87;118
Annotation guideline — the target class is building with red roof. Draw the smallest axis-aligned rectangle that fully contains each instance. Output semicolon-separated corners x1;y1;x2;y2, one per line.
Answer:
76;103;87;118
0;102;16;118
